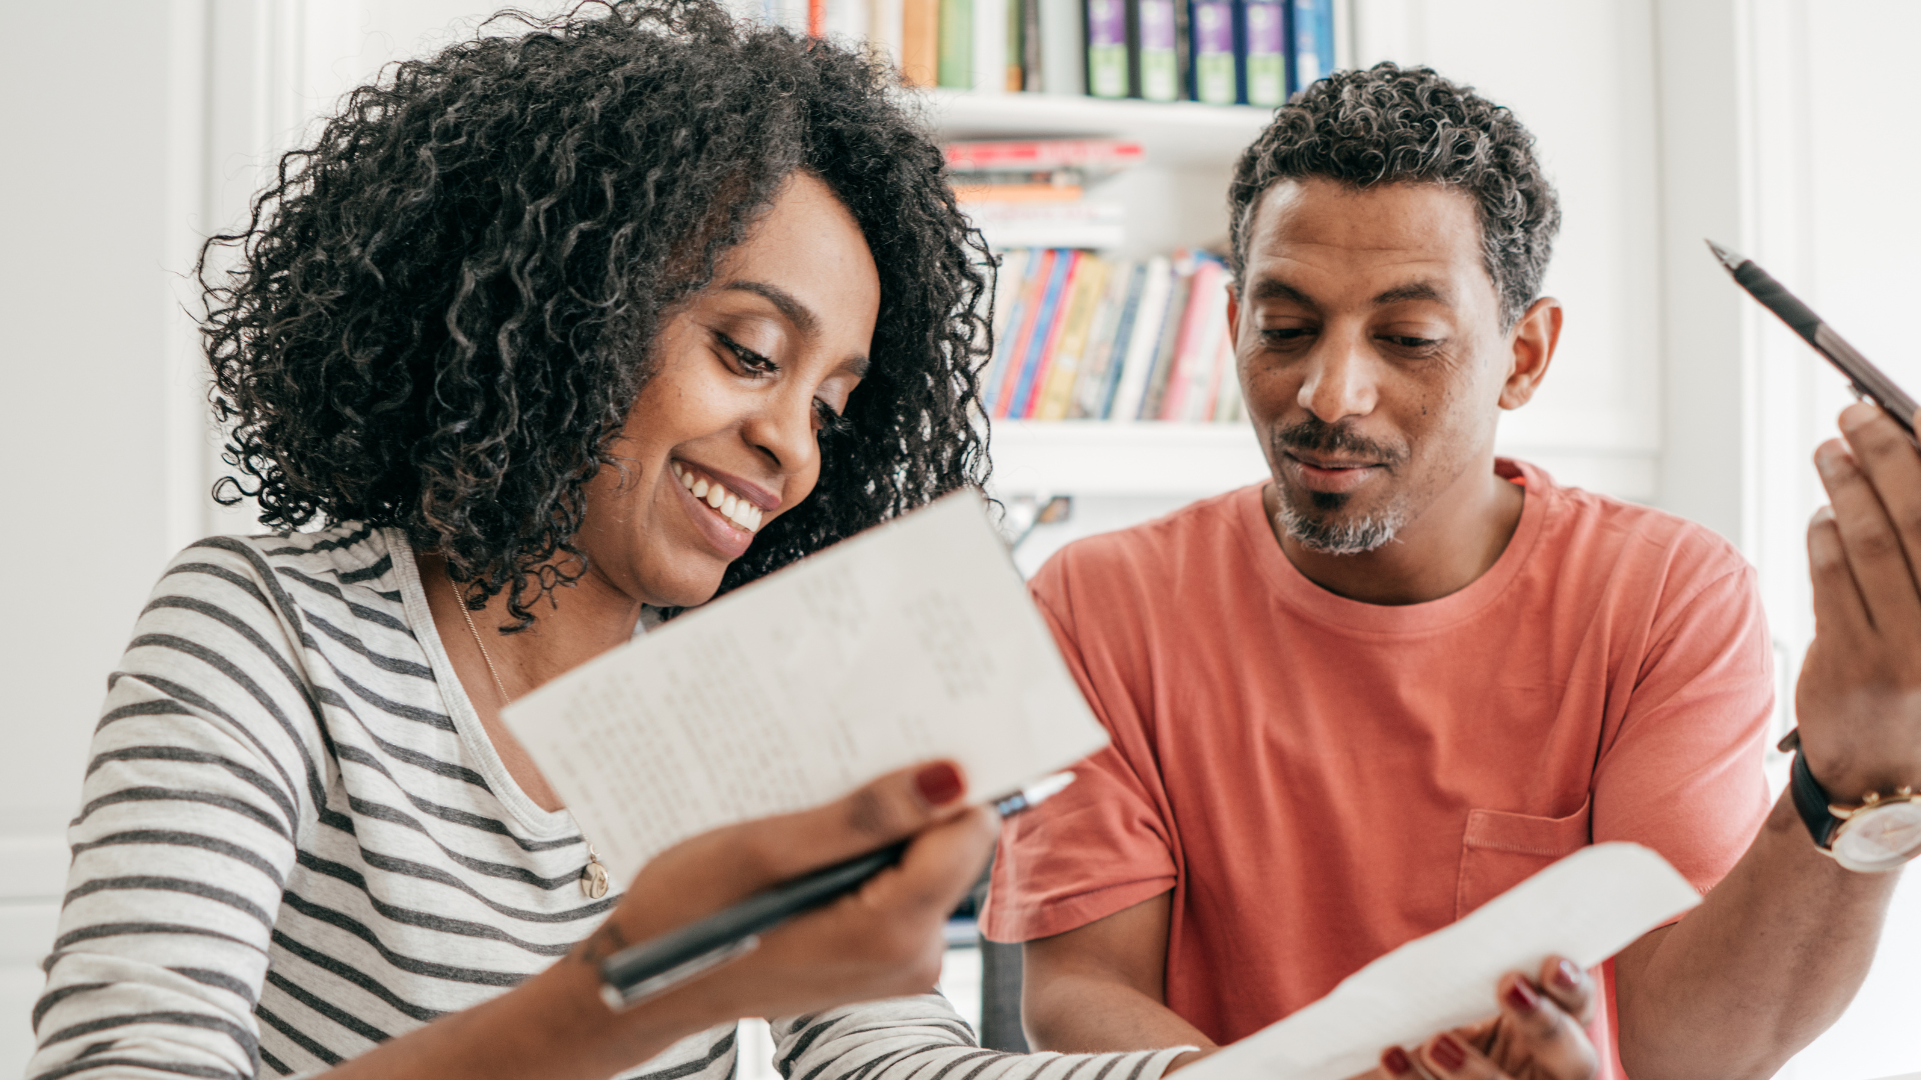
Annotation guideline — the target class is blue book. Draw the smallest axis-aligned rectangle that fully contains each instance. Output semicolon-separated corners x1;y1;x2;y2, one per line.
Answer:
1008;252;1076;418
1094;262;1151;419
1291;0;1332;89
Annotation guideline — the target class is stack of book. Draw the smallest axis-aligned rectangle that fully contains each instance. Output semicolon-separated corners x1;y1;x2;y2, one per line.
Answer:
723;0;1336;104
948;138;1139;250
983;249;1244;424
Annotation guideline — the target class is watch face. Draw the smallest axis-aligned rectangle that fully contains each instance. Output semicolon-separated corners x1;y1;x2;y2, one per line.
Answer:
1832;800;1921;873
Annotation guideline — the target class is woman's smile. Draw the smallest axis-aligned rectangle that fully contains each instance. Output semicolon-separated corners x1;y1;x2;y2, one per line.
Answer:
670;458;775;559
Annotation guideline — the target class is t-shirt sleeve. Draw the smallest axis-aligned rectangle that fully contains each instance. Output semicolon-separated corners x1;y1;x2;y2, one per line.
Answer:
1591;558;1774;893
26;540;318;1080
981;549;1180;944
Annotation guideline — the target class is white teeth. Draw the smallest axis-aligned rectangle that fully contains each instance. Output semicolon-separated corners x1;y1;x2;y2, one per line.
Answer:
720;493;739;518
679;463;763;532
692;478;709;498
671;462;685;481
705;485;725;509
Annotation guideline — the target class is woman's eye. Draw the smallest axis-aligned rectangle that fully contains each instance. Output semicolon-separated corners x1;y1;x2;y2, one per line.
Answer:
813;399;851;436
717;332;778;374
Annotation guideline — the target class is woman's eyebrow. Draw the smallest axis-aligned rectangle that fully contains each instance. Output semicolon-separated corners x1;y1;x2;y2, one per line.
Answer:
724;280;818;337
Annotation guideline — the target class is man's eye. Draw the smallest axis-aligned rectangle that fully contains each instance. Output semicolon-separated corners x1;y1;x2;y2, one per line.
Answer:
1259;327;1313;344
1383;335;1440;350
717;332;777;374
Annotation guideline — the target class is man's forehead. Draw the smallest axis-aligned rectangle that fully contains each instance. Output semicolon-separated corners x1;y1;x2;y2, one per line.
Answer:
1242;177;1493;304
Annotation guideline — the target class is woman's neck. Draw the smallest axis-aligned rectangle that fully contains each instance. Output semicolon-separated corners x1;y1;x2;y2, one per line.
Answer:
416;549;645;812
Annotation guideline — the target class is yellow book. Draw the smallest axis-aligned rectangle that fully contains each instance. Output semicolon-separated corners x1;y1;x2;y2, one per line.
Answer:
1033;256;1110;421
901;0;940;86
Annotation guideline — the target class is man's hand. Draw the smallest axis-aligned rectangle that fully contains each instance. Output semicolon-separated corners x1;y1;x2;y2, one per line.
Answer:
1798;402;1921;800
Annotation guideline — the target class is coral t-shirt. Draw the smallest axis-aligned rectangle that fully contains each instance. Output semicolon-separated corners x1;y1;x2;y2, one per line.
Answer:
983;460;1773;1076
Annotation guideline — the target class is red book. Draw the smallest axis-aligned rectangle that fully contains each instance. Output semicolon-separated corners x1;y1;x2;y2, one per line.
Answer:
944;139;1146;173
809;0;826;36
1020;252;1084;419
1157;259;1225;421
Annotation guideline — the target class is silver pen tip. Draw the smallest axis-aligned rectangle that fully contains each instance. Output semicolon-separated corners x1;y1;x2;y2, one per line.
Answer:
1704;239;1746;273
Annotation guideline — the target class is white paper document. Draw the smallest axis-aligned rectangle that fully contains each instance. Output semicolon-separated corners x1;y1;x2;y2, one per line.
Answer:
1183;843;1702;1080
502;491;1110;885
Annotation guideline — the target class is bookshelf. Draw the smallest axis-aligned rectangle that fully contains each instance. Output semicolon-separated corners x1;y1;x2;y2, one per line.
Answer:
921;90;1274;168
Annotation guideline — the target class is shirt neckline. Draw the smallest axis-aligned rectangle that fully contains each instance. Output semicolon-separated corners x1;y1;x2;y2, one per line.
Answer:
1233;457;1552;636
386;530;581;840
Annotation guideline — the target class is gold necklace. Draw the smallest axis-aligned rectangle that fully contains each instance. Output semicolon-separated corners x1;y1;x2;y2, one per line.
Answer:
450;568;612;900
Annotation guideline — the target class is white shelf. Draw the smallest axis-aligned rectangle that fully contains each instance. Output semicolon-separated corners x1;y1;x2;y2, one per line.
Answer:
986;421;1270;496
913;90;1276;168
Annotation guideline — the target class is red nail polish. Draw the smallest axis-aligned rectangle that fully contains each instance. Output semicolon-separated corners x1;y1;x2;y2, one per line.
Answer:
1431;1034;1467;1072
1505;979;1539;1013
1380;1047;1413;1076
1555;959;1582;991
914;762;964;806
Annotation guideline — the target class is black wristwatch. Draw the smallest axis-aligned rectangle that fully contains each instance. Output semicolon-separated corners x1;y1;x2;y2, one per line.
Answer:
1789;750;1921;872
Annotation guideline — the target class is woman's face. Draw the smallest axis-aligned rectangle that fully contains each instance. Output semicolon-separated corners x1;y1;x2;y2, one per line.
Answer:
576;172;881;609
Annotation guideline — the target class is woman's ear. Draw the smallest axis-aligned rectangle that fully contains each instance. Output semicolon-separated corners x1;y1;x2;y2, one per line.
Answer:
1499;296;1563;411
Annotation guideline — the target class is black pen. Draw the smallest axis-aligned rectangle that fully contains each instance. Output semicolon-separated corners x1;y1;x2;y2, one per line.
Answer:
597;771;1078;1010
1707;240;1919;444
1708;240;1921;754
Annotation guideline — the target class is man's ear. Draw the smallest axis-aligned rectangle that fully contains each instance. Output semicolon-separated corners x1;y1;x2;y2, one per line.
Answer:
1498;297;1562;410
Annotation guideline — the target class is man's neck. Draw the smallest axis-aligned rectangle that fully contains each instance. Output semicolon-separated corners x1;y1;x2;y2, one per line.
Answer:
1263;458;1526;606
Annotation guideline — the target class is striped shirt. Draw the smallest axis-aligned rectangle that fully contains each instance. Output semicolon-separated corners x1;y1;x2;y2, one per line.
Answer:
28;524;1190;1080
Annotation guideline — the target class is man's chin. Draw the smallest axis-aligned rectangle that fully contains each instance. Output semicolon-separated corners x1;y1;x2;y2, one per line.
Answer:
1273;489;1403;556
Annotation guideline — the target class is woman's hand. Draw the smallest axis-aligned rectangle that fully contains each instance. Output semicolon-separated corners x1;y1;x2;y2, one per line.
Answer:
1341;956;1599;1080
589;760;997;1036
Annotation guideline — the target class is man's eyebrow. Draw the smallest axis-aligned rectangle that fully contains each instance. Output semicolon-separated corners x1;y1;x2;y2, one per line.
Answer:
1246;277;1317;307
723;280;819;337
1372;280;1450;306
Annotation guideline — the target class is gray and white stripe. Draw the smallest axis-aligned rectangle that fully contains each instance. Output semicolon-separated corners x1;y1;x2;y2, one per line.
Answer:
27;523;1188;1080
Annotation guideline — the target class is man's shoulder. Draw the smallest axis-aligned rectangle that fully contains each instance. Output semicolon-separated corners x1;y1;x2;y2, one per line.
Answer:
1032;486;1260;610
1531;465;1753;601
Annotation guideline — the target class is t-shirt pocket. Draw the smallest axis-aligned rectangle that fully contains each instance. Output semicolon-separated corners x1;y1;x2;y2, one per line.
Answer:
1455;795;1594;919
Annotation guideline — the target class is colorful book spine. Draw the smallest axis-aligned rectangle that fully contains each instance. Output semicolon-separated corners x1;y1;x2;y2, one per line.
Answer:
1020;0;1043;90
1086;0;1130;98
994;249;1057;413
972;0;1008;93
1163;257;1228;420
1007;252;1077;418
810;0;827;36
1243;0;1286;105
1134;0;1180;101
980;249;1032;407
1006;0;1026;89
1108;255;1174;420
1040;0;1086;95
1138;256;1194;418
1292;0;1332;86
1069;260;1139;418
1034;256;1111;420
939;0;975;86
1188;0;1237;105
1082;261;1149;418
902;0;941;85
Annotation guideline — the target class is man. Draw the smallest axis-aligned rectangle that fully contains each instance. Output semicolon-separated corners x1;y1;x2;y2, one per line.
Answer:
983;63;1917;1080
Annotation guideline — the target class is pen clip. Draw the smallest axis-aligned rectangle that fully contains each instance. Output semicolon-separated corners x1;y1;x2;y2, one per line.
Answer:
599;934;761;1011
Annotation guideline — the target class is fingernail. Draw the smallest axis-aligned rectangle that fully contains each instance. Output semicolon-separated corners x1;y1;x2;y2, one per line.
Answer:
914;762;964;806
1430;1034;1466;1072
1504;979;1539;1013
1555;959;1582;991
1812;505;1835;525
1380;1047;1413;1076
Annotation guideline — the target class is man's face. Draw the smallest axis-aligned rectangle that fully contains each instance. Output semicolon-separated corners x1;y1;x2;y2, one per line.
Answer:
1230;178;1532;555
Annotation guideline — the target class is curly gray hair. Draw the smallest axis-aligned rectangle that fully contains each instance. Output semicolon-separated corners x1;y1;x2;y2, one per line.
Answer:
1227;62;1561;329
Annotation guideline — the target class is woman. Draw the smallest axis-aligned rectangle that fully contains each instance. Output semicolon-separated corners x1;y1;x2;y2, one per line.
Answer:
28;4;1593;1080
27;4;1201;1079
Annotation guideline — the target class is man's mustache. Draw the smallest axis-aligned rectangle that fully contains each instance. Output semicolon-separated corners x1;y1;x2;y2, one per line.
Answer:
1271;417;1407;467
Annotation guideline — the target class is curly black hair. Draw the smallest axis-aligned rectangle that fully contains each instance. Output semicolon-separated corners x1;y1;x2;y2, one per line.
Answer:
1227;62;1560;328
199;0;993;628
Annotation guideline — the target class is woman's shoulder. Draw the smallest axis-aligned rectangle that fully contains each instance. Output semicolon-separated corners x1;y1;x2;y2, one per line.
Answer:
159;521;409;621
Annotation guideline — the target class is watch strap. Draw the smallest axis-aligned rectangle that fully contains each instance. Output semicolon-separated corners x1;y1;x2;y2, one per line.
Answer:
1790;751;1843;850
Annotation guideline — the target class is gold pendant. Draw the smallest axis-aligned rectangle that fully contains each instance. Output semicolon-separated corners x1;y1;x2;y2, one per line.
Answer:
581;844;610;899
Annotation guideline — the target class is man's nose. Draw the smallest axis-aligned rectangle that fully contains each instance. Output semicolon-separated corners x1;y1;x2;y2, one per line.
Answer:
1296;331;1379;424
